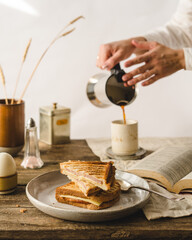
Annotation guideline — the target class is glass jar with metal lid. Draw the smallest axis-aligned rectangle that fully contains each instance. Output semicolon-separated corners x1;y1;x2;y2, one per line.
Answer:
39;103;70;145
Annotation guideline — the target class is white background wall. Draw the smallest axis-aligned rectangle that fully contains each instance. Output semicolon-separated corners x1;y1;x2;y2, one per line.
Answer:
0;0;191;139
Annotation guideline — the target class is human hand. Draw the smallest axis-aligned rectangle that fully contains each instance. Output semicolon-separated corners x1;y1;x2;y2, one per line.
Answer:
122;40;185;87
96;37;146;70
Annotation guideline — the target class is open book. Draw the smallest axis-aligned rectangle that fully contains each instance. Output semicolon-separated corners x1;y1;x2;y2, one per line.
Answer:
127;146;192;193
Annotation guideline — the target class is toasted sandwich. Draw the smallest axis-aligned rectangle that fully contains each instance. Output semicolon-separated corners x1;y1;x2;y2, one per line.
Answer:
66;165;115;196
68;177;102;196
60;161;115;192
55;180;120;210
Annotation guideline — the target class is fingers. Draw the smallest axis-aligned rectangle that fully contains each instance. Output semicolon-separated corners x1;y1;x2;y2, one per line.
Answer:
124;40;159;67
141;75;159;86
96;44;122;70
96;44;111;69
124;52;151;67
96;39;135;70
123;74;159;87
125;69;157;86
122;63;152;81
103;51;122;70
132;40;158;50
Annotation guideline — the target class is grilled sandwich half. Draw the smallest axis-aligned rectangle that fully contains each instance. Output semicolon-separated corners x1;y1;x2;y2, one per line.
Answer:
55;180;120;210
60;161;115;195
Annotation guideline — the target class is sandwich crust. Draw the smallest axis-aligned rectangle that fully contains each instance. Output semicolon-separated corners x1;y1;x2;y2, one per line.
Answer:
60;161;115;191
55;179;120;210
65;165;115;196
55;194;120;210
56;181;120;203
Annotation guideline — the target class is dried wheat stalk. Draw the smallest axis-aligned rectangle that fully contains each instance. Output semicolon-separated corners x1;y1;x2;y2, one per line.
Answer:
0;65;8;104
17;16;84;104
55;16;84;39
11;38;32;104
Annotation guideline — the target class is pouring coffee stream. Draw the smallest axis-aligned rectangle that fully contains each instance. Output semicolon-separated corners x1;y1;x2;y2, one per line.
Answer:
121;105;126;124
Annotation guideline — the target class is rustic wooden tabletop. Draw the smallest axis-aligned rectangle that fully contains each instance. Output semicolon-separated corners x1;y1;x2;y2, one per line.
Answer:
1;140;192;240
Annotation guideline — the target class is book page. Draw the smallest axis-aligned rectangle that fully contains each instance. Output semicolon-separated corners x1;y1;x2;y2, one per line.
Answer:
129;146;192;187
180;171;192;180
173;171;192;193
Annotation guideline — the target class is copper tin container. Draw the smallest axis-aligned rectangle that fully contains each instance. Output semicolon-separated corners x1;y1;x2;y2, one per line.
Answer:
0;99;25;155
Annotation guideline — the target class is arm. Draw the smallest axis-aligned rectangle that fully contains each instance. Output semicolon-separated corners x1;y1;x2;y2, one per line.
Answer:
144;0;192;49
122;0;192;86
97;0;192;86
142;0;192;72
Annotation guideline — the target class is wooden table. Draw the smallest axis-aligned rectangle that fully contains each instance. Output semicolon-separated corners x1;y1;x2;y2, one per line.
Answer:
1;140;192;240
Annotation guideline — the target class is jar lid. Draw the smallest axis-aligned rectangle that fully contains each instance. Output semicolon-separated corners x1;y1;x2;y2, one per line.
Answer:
39;103;71;116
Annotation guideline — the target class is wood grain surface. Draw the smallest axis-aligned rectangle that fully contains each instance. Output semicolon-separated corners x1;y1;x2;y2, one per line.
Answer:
1;140;192;240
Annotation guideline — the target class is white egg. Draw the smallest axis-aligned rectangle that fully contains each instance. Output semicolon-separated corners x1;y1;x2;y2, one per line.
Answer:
0;152;16;177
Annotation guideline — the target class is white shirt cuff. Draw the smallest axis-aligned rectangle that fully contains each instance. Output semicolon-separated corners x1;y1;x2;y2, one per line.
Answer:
183;48;192;70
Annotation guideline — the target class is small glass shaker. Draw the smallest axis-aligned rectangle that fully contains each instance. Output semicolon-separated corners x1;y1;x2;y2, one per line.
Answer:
21;118;44;169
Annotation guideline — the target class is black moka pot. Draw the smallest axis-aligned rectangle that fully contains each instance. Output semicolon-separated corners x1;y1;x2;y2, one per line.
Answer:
87;63;138;108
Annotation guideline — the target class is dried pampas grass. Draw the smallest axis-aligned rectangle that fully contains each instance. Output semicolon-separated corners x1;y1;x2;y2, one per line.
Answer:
0;65;8;104
11;38;32;104
17;15;84;104
0;15;84;105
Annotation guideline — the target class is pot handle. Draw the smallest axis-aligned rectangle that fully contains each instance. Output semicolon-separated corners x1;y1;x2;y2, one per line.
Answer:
110;63;121;74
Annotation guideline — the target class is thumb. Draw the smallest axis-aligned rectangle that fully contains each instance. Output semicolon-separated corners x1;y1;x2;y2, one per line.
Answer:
132;39;157;50
102;51;122;70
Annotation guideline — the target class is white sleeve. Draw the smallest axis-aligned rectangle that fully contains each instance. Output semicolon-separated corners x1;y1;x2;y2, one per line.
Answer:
143;0;192;70
183;48;192;69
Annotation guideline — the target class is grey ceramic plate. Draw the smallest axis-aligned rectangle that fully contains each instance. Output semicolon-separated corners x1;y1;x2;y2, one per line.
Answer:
26;170;150;222
106;146;146;160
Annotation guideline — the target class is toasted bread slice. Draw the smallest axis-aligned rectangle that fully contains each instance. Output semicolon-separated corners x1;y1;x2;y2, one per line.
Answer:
66;165;115;196
67;175;102;196
60;161;115;191
55;180;120;210
56;194;120;210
